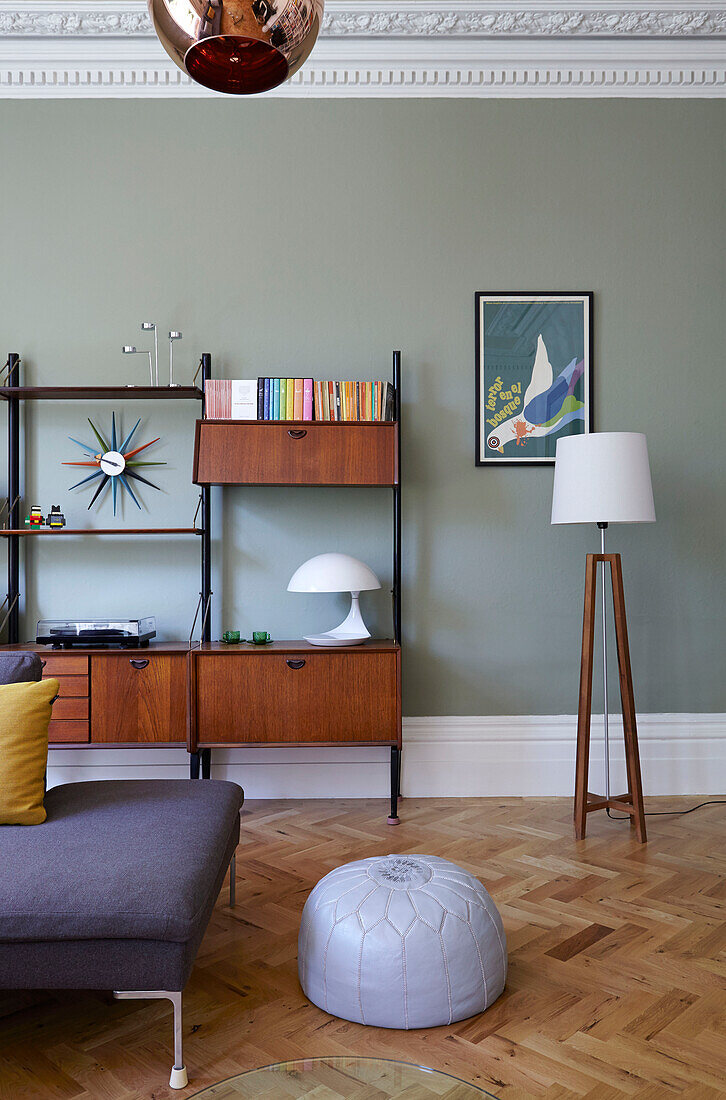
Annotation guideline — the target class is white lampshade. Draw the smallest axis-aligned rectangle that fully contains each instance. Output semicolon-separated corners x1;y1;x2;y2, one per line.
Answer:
551;432;655;525
287;553;381;593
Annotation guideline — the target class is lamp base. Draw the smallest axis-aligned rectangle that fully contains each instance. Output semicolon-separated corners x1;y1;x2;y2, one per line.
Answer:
574;552;646;843
303;632;369;647
305;592;371;647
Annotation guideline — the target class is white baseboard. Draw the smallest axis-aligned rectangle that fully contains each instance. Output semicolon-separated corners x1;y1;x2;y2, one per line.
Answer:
46;713;726;798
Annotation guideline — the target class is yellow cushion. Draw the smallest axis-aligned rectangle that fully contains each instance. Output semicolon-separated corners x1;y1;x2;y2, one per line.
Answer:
0;678;59;825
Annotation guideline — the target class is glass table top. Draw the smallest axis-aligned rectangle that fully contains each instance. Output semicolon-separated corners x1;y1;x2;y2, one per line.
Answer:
189;1057;498;1098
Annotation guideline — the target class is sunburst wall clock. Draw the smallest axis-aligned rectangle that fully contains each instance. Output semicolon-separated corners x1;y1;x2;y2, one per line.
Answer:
63;413;166;515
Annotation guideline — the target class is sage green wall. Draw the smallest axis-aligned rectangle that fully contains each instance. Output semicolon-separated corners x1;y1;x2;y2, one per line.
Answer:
1;100;724;714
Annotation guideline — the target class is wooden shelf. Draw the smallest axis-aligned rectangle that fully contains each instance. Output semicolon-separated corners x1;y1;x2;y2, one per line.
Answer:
3;641;192;655
0;386;202;401
194;639;400;654
0;528;203;537
193;419;399;486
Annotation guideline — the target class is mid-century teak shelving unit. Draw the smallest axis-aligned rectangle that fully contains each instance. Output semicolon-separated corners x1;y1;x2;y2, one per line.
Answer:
2;351;402;822
190;350;403;822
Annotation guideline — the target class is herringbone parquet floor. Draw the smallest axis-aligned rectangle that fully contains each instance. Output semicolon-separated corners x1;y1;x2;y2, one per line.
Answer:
1;797;725;1100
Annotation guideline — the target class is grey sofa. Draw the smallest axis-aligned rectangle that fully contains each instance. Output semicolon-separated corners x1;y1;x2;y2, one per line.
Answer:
0;654;243;1089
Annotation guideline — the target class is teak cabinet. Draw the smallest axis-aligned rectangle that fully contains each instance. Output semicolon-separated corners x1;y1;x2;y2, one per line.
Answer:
193;421;398;487
13;640;400;754
4;644;191;746
193;643;400;746
91;653;188;743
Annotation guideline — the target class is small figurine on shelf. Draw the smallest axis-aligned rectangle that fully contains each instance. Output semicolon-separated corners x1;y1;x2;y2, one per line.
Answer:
24;506;44;527
47;505;66;529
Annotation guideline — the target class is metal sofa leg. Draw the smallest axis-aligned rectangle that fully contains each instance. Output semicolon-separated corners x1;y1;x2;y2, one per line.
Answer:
229;852;236;908
113;989;188;1089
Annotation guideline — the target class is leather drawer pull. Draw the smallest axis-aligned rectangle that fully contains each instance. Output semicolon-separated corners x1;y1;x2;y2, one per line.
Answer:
129;658;149;669
288;429;307;439
40;659;47;669
286;659;306;669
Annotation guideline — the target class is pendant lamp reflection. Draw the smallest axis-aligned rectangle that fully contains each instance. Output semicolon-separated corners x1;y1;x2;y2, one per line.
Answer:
148;0;324;95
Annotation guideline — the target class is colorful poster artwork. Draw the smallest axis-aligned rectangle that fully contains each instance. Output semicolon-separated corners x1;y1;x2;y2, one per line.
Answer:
476;293;593;465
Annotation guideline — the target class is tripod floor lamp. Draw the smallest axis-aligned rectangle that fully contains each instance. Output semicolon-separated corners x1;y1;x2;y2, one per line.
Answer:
551;432;655;843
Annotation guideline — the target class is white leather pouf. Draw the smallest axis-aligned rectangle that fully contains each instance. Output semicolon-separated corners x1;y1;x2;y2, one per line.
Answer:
298;854;507;1029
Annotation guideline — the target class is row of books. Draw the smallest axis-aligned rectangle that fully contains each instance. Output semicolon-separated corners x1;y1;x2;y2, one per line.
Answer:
312;380;395;422
204;379;396;422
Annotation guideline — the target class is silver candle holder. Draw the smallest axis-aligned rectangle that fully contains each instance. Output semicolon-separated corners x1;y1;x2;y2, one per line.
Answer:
168;331;182;387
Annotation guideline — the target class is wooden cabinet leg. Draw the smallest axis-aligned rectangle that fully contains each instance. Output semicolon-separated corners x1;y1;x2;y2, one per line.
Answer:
201;747;212;780
189;752;201;780
575;555;598;840
610;556;647;843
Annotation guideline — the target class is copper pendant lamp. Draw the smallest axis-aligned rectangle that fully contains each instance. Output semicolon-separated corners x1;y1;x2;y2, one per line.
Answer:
148;0;324;95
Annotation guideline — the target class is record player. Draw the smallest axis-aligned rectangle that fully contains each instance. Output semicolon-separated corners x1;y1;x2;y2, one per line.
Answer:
36;617;156;649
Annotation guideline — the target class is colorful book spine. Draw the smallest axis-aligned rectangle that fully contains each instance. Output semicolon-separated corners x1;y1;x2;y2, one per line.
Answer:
279;378;287;420
206;379;231;418
272;378;280;420
303;378;313;421
263;378;271;419
293;378;304;420
257;378;265;419
286;378;295;420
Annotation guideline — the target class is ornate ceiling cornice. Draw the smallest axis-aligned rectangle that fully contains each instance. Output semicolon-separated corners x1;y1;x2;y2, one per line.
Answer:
1;2;724;97
2;2;725;38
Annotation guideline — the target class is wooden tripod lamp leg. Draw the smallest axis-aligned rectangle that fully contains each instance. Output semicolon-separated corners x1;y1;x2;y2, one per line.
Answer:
574;555;598;840
573;552;647;843
610;555;647;843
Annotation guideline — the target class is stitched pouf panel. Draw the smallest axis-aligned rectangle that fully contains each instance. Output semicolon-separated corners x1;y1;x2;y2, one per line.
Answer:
298;854;507;1029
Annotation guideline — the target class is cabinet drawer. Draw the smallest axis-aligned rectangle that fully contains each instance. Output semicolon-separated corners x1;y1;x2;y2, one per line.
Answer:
196;652;398;744
47;674;88;698
41;654;89;676
49;720;89;744
51;696;89;720
193;422;398;486
91;655;187;743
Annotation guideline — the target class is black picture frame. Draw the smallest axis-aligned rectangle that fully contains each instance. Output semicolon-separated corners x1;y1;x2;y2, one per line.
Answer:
475;291;593;466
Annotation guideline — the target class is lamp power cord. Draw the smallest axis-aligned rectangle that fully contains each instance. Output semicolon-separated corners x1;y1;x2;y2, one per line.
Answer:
607;799;726;822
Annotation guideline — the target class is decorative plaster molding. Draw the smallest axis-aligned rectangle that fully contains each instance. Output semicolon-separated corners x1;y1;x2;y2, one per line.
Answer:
0;6;150;37
3;2;726;39
1;2;724;96
326;9;726;37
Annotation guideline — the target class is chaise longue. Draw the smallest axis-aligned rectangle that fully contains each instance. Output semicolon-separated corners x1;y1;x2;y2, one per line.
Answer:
0;652;243;1089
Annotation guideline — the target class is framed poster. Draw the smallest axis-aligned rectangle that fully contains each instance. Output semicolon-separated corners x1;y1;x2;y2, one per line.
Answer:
475;292;593;466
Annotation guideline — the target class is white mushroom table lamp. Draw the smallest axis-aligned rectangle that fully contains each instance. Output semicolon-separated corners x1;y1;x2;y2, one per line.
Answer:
288;553;381;646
